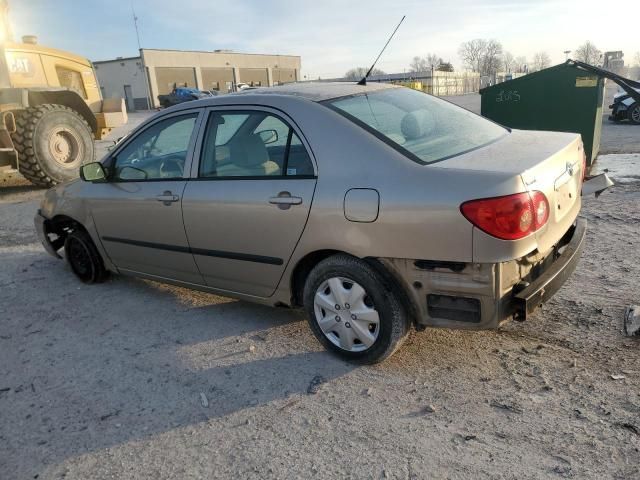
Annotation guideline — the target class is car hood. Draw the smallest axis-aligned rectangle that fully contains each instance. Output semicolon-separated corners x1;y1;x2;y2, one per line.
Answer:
614;88;640;101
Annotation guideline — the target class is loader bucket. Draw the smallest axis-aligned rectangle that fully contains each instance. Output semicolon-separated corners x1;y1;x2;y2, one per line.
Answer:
95;98;127;140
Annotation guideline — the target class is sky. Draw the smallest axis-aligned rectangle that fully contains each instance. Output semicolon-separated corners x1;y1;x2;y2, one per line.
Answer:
9;0;640;79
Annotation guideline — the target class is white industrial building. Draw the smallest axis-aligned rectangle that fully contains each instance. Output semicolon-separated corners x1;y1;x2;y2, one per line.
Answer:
93;56;149;111
94;48;301;110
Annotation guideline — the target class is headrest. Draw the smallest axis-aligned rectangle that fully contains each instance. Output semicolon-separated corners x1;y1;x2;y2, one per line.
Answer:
230;134;269;167
401;110;436;140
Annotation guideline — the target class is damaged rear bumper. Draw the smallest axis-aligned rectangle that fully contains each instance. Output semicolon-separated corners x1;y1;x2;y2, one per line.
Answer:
379;218;587;330
512;218;587;319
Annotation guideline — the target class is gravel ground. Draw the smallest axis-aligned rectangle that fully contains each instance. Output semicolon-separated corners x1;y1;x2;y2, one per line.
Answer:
0;106;639;480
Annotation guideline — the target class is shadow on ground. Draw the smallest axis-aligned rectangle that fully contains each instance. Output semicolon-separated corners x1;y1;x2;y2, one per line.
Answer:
0;250;355;477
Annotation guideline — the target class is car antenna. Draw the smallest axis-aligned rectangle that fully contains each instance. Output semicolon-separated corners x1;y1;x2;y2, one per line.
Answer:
357;15;406;86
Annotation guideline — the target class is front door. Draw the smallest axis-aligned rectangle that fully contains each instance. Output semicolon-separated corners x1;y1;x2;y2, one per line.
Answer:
89;110;205;284
123;85;135;112
182;108;317;297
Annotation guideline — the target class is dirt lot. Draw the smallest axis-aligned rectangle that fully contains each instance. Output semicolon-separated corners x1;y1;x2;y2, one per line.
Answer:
1;107;639;479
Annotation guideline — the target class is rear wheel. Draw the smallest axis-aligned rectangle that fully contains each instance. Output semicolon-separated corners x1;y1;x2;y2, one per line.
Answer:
12;104;94;188
64;230;108;284
628;103;640;125
303;254;409;364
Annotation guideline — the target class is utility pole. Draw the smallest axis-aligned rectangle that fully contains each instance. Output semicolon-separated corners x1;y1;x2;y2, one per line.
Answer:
564;50;571;61
131;1;141;50
130;1;152;108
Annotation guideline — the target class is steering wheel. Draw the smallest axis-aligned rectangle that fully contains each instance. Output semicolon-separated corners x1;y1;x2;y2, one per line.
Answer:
159;154;185;178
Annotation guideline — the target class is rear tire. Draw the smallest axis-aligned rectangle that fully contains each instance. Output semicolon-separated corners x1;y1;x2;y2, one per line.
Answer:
627;103;640;125
64;230;108;284
303;254;409;364
12;104;94;188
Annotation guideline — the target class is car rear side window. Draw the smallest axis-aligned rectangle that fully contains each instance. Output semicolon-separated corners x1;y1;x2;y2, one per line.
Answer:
327;88;506;164
199;111;314;178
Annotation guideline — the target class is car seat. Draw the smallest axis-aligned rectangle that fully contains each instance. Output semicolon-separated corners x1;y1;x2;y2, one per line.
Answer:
401;110;436;141
216;134;280;176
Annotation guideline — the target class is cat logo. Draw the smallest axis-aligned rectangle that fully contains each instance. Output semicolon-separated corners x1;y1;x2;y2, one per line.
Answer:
8;56;32;75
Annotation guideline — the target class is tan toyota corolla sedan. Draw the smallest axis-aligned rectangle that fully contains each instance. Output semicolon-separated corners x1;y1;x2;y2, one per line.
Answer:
35;82;587;363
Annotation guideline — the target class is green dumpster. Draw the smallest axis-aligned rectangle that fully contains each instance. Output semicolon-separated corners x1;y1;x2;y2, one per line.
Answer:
480;62;604;165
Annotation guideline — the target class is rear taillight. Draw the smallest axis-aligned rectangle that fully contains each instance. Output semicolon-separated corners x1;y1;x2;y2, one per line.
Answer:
460;191;549;240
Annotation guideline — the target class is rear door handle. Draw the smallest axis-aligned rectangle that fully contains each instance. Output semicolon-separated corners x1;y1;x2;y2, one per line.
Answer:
269;192;302;209
156;191;180;204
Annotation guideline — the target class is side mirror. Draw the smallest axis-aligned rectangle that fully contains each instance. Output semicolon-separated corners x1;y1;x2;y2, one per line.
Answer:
257;129;278;144
80;162;107;182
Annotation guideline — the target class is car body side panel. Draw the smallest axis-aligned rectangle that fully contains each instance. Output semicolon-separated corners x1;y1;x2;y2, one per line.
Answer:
250;97;529;305
42;92;582;313
182;178;316;297
159;95;553;305
87;180;204;284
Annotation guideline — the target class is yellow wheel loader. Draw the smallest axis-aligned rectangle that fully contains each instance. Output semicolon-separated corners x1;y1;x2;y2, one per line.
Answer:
0;36;127;187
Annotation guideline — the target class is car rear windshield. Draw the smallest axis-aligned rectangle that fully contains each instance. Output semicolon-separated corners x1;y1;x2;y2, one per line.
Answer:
326;88;507;164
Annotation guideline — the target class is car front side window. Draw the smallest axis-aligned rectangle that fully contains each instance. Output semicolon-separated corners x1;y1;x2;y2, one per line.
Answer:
112;113;198;181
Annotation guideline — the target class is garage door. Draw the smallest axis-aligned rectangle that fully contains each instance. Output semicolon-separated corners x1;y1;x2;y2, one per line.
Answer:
201;67;235;93
238;68;268;87
272;68;296;85
155;67;197;95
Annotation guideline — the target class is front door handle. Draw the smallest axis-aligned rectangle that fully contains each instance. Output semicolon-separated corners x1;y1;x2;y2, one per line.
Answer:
156;191;179;205
269;191;302;209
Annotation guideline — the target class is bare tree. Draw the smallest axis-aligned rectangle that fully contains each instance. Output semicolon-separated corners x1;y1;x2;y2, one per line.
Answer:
482;40;503;76
458;39;502;76
409;54;442;73
531;52;551;71
574;41;601;65
409;56;428;73
502;51;515;73
425;53;441;70
458;39;487;73
514;56;528;73
343;67;386;80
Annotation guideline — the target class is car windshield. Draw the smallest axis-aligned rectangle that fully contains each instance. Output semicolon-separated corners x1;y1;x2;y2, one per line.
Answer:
326;88;507;164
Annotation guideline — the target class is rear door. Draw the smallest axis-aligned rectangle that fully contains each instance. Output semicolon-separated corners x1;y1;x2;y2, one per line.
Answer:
88;109;205;284
181;107;317;297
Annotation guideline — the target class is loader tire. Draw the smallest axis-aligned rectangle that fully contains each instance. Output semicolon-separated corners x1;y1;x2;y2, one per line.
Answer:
11;104;94;188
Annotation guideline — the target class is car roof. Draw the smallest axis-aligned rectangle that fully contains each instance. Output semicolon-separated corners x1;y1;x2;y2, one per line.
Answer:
159;81;401;114
232;81;400;102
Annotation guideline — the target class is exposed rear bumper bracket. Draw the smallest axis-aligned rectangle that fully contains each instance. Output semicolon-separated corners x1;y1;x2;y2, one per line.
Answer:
513;218;587;319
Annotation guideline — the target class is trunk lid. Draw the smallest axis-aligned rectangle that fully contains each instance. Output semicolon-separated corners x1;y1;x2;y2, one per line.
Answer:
433;129;584;252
